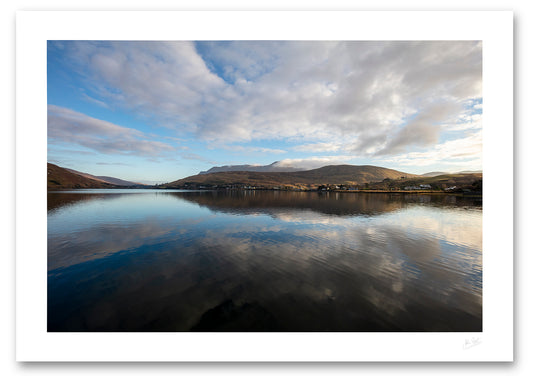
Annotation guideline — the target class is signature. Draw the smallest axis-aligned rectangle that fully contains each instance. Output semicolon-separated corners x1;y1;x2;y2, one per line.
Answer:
463;337;482;350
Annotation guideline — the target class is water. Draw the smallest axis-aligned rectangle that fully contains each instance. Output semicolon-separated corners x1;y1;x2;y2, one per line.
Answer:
47;189;482;332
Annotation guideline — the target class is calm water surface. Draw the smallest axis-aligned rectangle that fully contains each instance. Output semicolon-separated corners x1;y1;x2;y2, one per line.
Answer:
48;190;482;331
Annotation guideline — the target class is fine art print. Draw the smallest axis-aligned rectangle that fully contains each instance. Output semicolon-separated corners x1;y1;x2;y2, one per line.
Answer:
47;40;483;332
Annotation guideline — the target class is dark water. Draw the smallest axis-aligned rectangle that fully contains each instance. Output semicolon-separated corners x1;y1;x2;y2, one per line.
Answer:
47;189;482;332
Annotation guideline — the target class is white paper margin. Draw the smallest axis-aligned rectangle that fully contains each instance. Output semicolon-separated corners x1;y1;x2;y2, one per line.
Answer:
16;10;513;362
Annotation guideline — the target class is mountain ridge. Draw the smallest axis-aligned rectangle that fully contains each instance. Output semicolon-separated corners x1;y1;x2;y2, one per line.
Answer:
422;171;449;177
48;163;116;189
199;161;306;175
64;167;143;186
164;164;419;189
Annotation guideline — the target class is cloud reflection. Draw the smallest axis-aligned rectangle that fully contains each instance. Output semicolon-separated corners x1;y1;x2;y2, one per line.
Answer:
48;191;482;331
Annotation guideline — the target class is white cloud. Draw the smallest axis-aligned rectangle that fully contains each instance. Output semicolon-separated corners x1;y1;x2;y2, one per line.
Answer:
375;101;462;156
80;92;109;109
292;142;342;153
64;41;228;126
379;130;482;168
443;112;482;132
221;145;287;155
48;105;175;157
274;155;357;170
54;41;482;163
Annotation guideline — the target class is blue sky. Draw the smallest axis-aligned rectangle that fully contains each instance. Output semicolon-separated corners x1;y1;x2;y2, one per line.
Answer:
47;41;482;184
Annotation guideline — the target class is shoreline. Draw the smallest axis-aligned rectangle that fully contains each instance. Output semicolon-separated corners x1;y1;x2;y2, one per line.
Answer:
47;187;482;197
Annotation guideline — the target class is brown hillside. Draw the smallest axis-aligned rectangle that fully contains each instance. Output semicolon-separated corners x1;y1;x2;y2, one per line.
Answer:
368;173;482;191
164;164;418;189
65;167;144;186
47;163;116;190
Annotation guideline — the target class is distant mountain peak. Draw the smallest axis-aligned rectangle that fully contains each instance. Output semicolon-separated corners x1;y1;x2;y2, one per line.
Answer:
421;171;448;177
422;170;482;177
199;162;306;175
458;170;482;174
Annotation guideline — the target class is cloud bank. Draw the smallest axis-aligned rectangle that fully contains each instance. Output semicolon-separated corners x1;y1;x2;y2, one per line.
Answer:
48;105;174;156
48;40;482;173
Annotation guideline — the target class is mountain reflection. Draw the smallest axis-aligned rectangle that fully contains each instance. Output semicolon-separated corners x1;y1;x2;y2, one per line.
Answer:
48;190;482;332
48;189;481;215
169;190;480;217
48;191;135;213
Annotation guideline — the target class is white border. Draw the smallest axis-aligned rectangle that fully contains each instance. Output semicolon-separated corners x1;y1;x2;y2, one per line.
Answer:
16;11;513;362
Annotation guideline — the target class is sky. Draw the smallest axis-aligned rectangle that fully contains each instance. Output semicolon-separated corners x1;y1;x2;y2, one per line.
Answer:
47;41;482;184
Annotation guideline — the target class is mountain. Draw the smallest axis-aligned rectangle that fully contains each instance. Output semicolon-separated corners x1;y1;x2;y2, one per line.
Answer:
199;161;306;175
421;171;449;177
48;163;117;189
174;190;405;217
65;168;143;186
458;170;482;174
95;176;144;186
422;170;482;177
164;164;418;189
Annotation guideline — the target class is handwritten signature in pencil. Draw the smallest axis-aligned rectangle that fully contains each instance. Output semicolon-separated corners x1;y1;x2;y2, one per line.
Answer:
463;337;482;350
